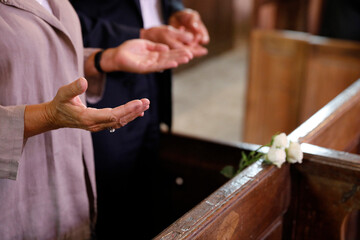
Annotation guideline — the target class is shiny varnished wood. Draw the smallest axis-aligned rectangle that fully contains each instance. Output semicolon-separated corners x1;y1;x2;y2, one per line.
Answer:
153;79;360;239
291;79;360;153
284;80;360;239
244;30;307;145
283;144;360;240
244;30;360;145
155;133;290;240
252;0;324;34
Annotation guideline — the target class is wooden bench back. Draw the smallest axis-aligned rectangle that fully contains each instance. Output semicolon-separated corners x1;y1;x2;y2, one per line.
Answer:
244;30;360;145
285;80;360;239
291;79;360;153
153;79;360;239
252;0;324;34
284;143;360;240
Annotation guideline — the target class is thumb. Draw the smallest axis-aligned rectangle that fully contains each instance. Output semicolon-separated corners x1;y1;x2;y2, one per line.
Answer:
145;40;170;52
58;77;88;101
176;30;194;44
168;26;194;44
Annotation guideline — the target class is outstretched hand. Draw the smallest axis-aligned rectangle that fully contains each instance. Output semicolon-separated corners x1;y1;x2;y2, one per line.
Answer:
100;39;193;74
140;25;208;57
169;9;210;45
47;77;150;132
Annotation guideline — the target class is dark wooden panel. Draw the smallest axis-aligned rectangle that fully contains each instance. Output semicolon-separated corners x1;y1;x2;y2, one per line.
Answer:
155;78;360;239
285;81;360;239
155;133;291;239
158;133;251;225
175;0;234;71
252;0;324;34
283;144;360;240
191;165;290;240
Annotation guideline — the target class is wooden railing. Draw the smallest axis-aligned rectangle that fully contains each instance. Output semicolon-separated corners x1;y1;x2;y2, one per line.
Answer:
153;79;360;239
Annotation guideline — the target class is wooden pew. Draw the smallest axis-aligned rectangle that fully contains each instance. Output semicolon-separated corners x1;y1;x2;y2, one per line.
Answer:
252;0;324;34
154;134;290;239
285;79;360;239
153;79;360;239
182;0;234;57
174;0;234;71
244;29;360;145
290;78;360;152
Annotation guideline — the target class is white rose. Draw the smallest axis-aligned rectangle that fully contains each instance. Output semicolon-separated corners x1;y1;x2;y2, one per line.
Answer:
272;133;288;149
266;147;286;168
286;141;303;164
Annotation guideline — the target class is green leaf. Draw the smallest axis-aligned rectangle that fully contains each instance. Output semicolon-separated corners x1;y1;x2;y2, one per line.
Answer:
262;159;273;165
220;165;235;179
220;140;274;178
241;151;248;161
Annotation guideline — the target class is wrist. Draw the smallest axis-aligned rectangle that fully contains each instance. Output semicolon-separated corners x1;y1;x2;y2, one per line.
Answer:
140;28;148;40
99;48;119;72
87;49;114;74
24;102;58;138
94;50;105;73
140;28;145;39
84;50;105;77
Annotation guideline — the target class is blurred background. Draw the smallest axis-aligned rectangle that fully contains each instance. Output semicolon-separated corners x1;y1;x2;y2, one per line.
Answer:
172;0;252;142
172;0;360;145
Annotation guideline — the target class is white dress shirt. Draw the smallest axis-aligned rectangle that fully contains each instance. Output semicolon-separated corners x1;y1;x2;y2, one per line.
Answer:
139;0;164;29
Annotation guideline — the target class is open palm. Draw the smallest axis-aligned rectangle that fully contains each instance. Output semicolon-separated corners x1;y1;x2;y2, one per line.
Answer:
103;39;193;74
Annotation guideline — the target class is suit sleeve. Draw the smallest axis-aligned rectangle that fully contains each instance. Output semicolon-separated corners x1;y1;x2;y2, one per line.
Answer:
163;0;185;22
76;11;141;48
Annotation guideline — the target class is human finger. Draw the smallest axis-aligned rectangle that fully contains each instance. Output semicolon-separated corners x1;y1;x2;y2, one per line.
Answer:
177;10;210;45
144;40;170;52
141;48;193;73
194;22;210;45
186;44;208;58
57;77;88;103
81;107;117;132
155;48;193;70
80;99;150;132
111;98;150;127
164;37;187;49
169;26;194;44
185;17;209;45
167;48;193;64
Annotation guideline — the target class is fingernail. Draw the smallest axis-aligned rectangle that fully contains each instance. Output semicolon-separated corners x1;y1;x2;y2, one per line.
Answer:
77;77;87;90
142;98;150;105
76;78;82;90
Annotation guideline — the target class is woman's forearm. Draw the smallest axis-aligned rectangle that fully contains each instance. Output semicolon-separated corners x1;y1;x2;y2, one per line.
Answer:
24;102;57;138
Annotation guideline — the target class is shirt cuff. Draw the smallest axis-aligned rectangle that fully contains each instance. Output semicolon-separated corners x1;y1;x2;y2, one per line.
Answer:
84;48;107;104
86;73;106;104
0;105;25;180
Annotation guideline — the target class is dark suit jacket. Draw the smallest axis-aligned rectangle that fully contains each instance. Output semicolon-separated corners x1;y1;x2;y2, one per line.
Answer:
320;0;360;41
69;1;185;238
71;0;185;128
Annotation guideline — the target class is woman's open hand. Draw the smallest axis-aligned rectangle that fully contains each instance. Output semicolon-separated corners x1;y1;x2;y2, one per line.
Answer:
24;78;149;138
